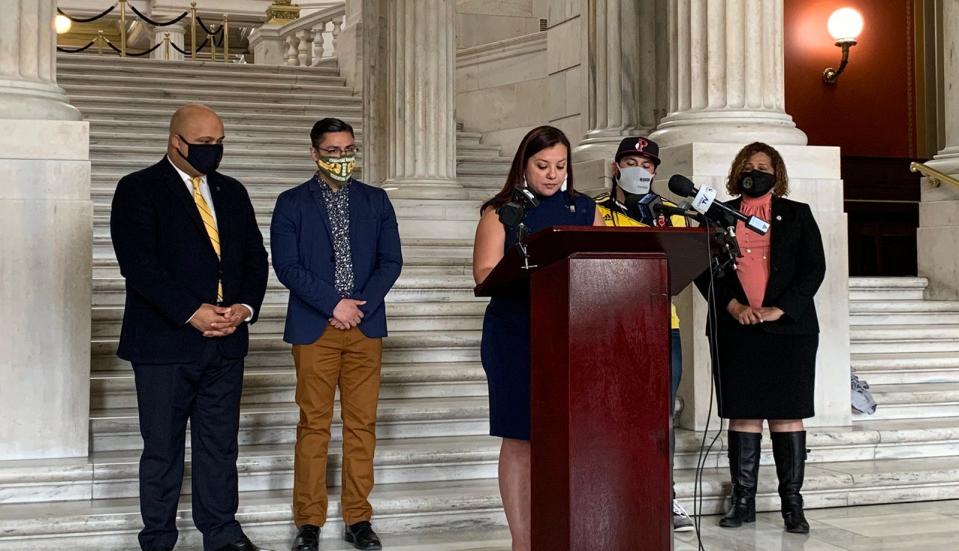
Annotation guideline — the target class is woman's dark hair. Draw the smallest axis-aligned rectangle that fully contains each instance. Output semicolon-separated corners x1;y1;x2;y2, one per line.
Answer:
310;117;354;149
726;142;790;197
480;125;575;213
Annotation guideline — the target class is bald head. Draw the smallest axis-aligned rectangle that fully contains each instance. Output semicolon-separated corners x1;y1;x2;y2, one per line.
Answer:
167;104;225;176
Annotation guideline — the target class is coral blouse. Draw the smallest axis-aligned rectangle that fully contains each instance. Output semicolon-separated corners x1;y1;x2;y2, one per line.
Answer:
735;193;773;309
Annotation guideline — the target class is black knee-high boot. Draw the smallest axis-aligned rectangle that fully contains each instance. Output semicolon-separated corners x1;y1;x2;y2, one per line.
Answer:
772;431;810;534
719;431;761;528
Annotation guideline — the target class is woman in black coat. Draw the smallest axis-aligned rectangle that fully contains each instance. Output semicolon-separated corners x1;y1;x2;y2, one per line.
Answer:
698;142;826;534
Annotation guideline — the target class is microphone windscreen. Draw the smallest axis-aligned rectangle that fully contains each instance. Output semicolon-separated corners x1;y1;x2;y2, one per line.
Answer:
668;174;697;197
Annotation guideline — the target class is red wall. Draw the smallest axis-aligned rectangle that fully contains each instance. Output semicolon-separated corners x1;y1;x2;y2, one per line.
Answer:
784;0;917;158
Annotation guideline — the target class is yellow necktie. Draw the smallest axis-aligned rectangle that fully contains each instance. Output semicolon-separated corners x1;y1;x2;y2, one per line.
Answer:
191;176;223;303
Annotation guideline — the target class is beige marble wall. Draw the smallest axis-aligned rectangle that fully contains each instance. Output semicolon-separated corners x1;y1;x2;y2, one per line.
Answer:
545;0;585;146
456;0;545;49
656;143;850;431
455;33;549;152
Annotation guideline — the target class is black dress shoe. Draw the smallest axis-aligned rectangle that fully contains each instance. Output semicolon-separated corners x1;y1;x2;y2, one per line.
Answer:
215;535;272;551
291;524;320;551
148;547;173;551
343;521;382;550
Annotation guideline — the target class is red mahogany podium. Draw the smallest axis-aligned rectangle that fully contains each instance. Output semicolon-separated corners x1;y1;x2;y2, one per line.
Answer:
475;226;710;551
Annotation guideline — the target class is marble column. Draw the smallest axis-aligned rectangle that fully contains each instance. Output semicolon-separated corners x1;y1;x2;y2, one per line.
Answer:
0;0;92;459
151;22;186;61
384;0;461;196
575;0;663;160
917;0;959;299
649;0;807;147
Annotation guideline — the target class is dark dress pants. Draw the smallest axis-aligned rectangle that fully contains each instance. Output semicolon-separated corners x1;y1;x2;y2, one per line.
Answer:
133;341;246;551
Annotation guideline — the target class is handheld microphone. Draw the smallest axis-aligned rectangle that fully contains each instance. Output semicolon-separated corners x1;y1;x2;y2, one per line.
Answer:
667;175;770;235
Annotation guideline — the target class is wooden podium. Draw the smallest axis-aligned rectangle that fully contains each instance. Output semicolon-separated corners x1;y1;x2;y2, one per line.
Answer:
475;226;711;551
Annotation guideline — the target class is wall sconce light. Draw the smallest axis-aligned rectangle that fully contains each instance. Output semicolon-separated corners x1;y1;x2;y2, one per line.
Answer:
54;14;72;35
823;7;863;84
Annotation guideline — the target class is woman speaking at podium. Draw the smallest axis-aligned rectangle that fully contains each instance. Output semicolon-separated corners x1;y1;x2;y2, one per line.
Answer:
472;126;602;550
701;142;826;535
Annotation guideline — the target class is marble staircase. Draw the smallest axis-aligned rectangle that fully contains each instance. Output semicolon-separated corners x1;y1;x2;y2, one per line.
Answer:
1;56;959;548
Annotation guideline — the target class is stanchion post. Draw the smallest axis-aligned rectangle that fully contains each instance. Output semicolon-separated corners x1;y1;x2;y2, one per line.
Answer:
209;32;216;62
163;32;171;61
96;30;104;56
119;0;127;57
190;1;198;60
223;14;230;62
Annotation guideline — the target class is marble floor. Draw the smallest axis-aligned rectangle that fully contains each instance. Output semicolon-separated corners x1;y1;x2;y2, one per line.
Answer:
207;500;959;551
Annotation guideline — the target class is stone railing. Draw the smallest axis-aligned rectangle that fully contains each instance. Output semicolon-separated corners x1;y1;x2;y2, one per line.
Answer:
248;3;345;66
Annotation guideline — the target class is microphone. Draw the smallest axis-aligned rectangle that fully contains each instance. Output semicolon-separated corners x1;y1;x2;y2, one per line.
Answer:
624;193;662;225
667;175;770;235
496;186;540;228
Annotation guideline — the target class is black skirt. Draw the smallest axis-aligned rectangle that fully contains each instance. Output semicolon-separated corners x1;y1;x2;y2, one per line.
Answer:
710;323;818;420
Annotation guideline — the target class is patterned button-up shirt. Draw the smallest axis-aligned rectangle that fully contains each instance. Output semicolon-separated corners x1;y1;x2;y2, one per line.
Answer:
317;177;355;297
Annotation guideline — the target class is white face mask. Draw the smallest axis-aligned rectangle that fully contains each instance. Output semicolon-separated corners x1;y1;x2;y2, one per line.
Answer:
617;166;654;195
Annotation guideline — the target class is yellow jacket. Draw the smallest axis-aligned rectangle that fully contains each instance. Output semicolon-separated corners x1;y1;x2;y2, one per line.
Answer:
594;193;685;329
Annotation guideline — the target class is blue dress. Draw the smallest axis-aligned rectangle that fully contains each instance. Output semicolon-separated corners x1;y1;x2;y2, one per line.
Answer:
480;191;596;440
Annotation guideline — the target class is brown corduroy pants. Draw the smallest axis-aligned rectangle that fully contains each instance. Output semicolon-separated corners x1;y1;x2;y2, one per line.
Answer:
291;326;382;527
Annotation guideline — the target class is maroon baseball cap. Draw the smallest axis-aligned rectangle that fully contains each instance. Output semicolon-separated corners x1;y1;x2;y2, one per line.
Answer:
615;136;661;166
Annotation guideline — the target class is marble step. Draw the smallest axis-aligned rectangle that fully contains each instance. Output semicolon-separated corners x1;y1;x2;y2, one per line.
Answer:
89;395;491;452
849;300;959;325
850;324;959;354
90;361;489;410
855;383;959;421
6;454;959;549
76;106;362;127
89;273;479;307
0;435;501;505
10;420;959;505
92;236;476;262
848;277;928;301
57;54;343;80
69;95;362;117
64;81;357;101
91;331;483;371
91;300;487;337
852;351;959;385
0;479;506;550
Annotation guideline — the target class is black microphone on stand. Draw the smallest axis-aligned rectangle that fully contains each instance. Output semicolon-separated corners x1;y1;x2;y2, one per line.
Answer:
667;175;770;235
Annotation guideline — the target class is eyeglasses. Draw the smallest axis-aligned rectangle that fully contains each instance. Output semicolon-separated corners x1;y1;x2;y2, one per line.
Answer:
317;146;357;156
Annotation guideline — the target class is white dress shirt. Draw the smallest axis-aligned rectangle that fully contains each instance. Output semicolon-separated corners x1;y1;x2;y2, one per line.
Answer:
167;156;254;323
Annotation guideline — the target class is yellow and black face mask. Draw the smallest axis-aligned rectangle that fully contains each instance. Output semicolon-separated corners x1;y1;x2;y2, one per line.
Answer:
315;155;356;183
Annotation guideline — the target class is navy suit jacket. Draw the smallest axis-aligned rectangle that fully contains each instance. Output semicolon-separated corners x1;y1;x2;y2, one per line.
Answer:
270;177;403;343
110;158;269;363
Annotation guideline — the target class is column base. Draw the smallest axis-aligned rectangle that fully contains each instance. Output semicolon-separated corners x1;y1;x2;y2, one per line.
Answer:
0;79;80;121
918;152;959;299
0;120;91;460
382;179;469;199
650;110;808;148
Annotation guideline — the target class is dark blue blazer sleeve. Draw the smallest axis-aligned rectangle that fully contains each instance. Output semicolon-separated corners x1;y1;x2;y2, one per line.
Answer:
355;189;403;315
110;174;202;325
270;191;343;318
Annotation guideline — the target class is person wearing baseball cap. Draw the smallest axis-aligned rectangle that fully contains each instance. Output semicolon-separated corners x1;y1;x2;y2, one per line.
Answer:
594;136;694;532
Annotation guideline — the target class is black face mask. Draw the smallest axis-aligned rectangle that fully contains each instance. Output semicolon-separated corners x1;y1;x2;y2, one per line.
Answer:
739;170;776;197
177;135;223;175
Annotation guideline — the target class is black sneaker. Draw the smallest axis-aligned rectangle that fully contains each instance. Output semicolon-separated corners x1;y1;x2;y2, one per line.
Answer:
343;521;382;550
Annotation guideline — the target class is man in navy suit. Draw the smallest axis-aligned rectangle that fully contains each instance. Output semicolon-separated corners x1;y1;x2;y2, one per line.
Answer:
271;118;402;551
110;104;270;551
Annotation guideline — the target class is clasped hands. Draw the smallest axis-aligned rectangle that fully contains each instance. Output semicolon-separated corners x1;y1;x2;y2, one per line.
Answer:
329;298;366;330
189;304;252;337
727;299;784;325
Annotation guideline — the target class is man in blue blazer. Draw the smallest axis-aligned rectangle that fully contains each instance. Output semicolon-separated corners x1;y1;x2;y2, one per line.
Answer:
271;118;402;551
110;104;270;551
